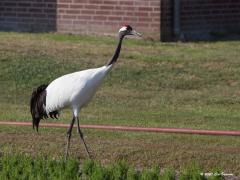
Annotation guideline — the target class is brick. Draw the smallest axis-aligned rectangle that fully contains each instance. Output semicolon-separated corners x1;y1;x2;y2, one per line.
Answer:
81;10;95;14
32;13;46;18
48;4;57;8
138;17;153;22
150;1;160;6
47;14;57;19
17;13;30;17
89;0;103;4
122;6;136;11
66;9;80;14
104;21;119;26
138;7;153;11
126;11;134;16
32;3;46;8
70;4;83;9
91;21;104;25
123;16;138;21
103;1;118;5
58;9;66;13
3;2;17;6
18;3;31;7
59;0;72;3
72;0;88;3
151;23;160;28
134;1;149;6
108;16;122;21
85;4;100;9
3;12;17;17
93;16;107;20
58;4;69;8
58;19;73;25
44;0;57;3
96;10;110;15
111;11;125;16
134;12;149;17
28;8;43;13
150;12;160;17
44;9;56;14
100;5;114;10
77;15;92;20
119;1;133;5
135;22;150;27
62;14;77;19
73;20;88;25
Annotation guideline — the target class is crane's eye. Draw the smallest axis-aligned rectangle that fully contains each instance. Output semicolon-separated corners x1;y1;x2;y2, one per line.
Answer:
126;25;132;31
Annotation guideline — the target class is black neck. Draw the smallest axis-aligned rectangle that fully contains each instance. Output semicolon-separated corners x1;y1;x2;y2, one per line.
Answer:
107;36;124;66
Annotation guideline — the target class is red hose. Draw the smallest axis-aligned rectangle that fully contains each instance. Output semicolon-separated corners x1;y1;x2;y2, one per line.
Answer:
0;121;240;136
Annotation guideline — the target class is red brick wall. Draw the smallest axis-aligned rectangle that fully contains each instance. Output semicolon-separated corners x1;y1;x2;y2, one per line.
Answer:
0;0;160;39
57;0;160;39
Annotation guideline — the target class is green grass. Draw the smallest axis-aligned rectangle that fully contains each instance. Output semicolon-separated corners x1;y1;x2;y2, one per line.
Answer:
1;32;240;130
0;153;225;180
1;32;240;175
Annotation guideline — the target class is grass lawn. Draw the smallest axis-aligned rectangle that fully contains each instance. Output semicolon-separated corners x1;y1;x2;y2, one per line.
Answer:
0;32;240;174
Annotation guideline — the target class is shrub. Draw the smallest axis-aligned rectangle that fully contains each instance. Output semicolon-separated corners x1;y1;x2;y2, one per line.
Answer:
179;163;206;180
0;153;226;180
140;166;160;180
0;153;80;180
161;168;176;180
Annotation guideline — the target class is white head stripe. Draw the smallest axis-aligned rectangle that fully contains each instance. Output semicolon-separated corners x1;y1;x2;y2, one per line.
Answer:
119;26;127;33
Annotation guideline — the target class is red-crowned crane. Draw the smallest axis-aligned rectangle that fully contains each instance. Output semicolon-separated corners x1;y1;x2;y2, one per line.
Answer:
30;25;141;158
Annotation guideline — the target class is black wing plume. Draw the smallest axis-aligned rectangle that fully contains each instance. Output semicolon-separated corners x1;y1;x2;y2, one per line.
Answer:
30;84;48;132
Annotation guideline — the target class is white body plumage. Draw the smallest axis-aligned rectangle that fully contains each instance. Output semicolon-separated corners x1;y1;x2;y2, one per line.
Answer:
45;65;112;117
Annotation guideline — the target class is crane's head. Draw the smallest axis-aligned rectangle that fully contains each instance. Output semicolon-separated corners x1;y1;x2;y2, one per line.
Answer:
118;25;141;38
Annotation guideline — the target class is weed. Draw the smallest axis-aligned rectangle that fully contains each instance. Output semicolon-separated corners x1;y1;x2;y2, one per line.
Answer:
140;166;160;180
179;162;206;180
161;168;176;180
112;160;129;180
127;167;141;180
0;154;80;180
207;168;224;180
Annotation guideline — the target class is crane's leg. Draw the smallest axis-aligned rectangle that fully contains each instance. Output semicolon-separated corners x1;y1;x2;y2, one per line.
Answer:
65;117;76;159
77;117;92;158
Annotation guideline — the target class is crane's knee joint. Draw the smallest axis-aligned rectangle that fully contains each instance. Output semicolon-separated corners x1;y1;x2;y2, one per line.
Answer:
79;130;84;139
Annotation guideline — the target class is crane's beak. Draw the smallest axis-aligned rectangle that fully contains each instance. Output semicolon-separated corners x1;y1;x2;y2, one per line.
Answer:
130;30;142;37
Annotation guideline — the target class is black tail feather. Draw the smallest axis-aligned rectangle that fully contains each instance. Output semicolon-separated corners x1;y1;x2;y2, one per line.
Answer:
49;111;59;119
30;84;48;132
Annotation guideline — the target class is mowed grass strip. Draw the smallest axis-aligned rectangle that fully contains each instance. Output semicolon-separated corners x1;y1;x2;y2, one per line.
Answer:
0;126;240;175
0;32;240;130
